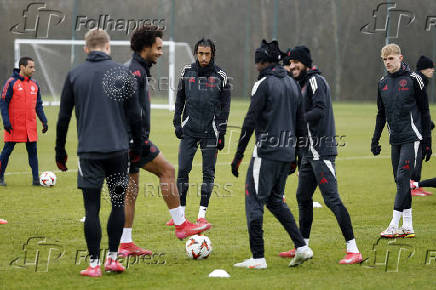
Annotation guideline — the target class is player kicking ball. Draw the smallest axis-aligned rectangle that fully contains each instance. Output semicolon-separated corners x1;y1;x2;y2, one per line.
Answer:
231;40;313;269
119;27;211;258
371;44;432;238
278;46;362;264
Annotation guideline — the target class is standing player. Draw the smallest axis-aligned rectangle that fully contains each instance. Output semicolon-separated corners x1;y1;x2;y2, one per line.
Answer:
410;55;434;196
279;45;362;264
171;38;230;225
119;27;211;257
0;57;48;186
371;44;432;238
231;40;312;269
56;29;143;277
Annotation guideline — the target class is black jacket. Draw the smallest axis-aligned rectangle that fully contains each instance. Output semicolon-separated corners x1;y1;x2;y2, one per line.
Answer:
235;64;305;162
173;61;231;139
56;51;142;158
298;68;337;158
373;62;431;145
125;52;152;140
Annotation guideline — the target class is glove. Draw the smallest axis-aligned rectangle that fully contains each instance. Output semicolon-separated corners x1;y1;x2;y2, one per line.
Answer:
175;126;184;139
422;137;432;162
217;134;225;151
289;161;297;175
231;152;243;177
3;123;12;134
42;123;48;134
55;149;68;171
371;138;381;156
431;121;435;131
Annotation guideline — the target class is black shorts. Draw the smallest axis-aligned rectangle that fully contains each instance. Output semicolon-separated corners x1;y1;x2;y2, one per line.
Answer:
77;151;129;189
129;140;160;174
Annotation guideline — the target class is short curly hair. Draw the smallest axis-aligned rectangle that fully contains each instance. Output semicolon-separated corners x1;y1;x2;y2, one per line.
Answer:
130;25;163;53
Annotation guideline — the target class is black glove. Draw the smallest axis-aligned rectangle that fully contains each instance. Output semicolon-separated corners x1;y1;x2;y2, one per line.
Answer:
431;121;435;131
217;134;225;151
231;152;243;177
422;137;432;162
175;126;184;139
55;149;68;171
3;123;12;134
289;161;297;175
42;123;48;134
371;138;381;156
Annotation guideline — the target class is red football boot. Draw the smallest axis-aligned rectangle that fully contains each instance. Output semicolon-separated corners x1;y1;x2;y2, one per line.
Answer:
175;220;211;240
339;252;363;264
80;265;102;277
104;258;125;273
0;219;8;224
196;218;212;227
279;248;296;258
118;242;152;257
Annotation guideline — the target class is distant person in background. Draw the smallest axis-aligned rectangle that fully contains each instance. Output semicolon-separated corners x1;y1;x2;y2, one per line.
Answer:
0;57;48;186
410;55;435;196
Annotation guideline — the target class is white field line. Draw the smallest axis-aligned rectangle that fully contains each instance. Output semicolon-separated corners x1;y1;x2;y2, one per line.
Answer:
3;154;393;176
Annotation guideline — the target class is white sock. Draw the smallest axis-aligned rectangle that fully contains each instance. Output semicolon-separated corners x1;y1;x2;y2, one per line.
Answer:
107;251;118;260
198;206;207;219
120;228;132;243
181;206;186;215
169;206;186;226
403;208;413;229
413;182;419;189
389;210;402;228
346;239;359;253
304;238;310;246
90;258;100;268
253;257;266;263
296;245;309;252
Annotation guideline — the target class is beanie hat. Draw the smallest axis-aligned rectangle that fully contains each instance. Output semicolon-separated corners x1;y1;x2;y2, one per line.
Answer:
255;40;282;64
289;45;312;68
416;55;434;71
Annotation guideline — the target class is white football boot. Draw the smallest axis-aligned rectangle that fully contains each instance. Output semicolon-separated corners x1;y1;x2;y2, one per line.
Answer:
233;257;267;269
289;246;313;267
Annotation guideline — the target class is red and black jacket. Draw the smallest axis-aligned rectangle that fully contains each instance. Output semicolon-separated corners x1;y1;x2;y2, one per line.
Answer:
0;69;47;142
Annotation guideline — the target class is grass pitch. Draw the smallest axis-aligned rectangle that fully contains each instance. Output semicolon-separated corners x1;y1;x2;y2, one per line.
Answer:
0;101;436;289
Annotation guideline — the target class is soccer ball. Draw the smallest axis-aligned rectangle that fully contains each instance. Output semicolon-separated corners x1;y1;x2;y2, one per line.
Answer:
39;171;56;187
185;235;212;260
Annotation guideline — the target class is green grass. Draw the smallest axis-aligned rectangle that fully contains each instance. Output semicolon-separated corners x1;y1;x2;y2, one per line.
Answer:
1;101;436;289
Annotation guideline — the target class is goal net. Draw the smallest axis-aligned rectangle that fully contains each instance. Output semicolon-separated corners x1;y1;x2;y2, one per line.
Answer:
14;39;195;110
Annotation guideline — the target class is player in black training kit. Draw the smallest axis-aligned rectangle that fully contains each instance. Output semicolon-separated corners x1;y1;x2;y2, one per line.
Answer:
55;29;143;277
120;27;211;254
410;55;434;196
231;40;313;269
278;45;363;264
172;38;230;227
372;44;432;239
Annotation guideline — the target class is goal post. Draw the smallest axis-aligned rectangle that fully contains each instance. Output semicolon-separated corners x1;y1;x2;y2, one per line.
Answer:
14;39;195;110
